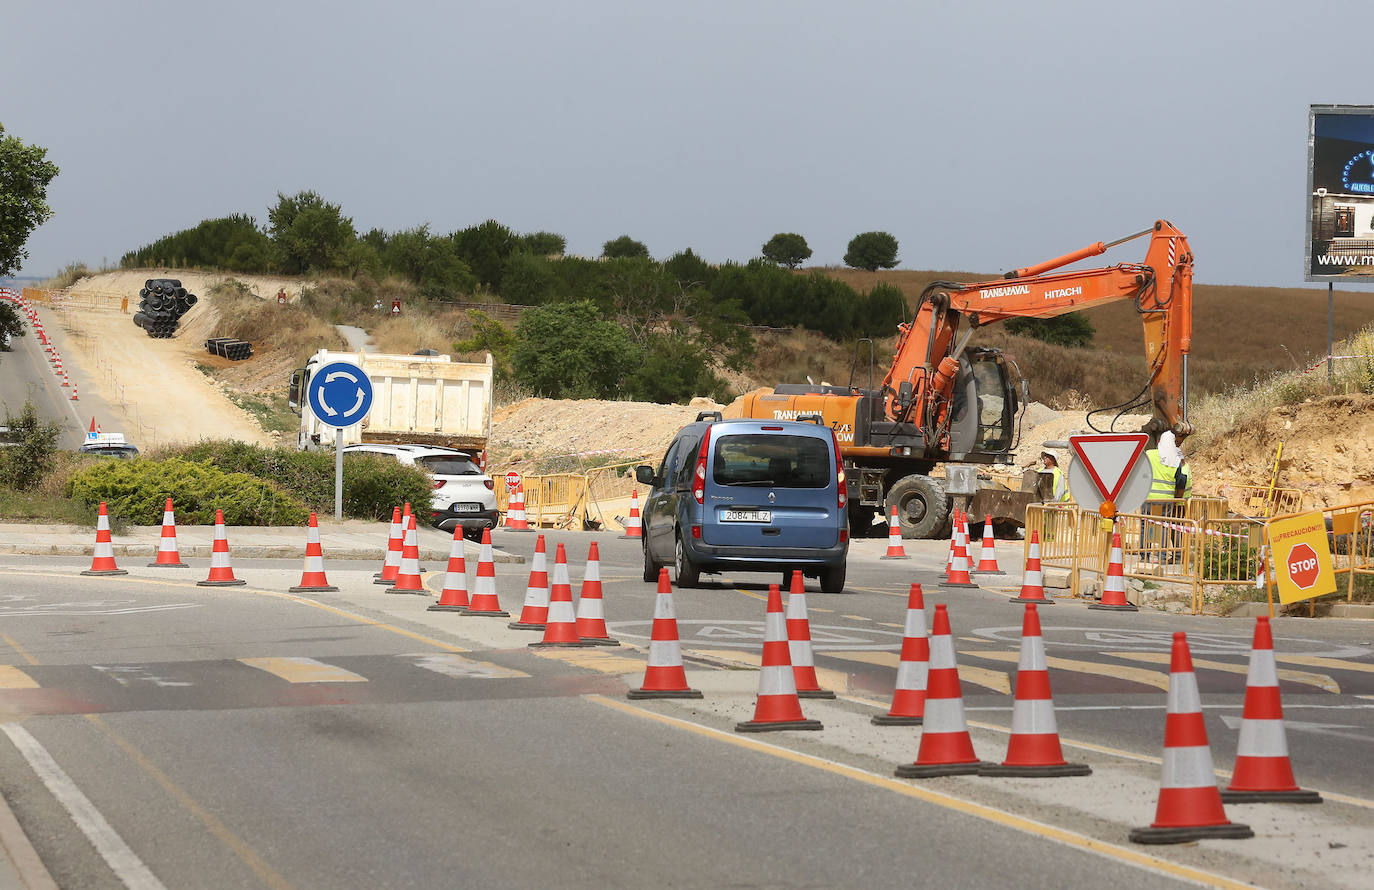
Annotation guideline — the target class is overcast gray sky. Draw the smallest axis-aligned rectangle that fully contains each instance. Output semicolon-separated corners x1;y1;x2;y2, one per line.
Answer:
5;0;1372;289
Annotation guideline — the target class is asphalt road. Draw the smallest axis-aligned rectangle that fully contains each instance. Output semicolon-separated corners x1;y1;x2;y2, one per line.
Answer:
0;531;1371;889
0;304;116;448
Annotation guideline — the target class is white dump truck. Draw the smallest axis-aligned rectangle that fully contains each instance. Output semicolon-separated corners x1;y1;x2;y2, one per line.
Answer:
288;350;493;452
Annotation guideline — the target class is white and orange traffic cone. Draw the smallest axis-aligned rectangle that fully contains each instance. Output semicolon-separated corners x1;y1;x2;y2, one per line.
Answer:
373;506;404;585
894;604;988;777
784;570;834;699
147;498;188;567
82;502;128;576
941;526;978;588
465;528;510;617
385;514;426;595
980;604;1090;777
946;510;959;572
505;484;530;531
1130;632;1252;844
627;568;702;699
974;514;1004;574
1089;530;1137;611
1014;530;1054;604
1221;616;1322;804
197;510;245;587
70;382;78;401
529;543;589;646
873;583;928;726
429;529;470;612
575;542;619;646
88;417;100;437
736;583;823;732
508;533;550;629
289;512;338;593
620;489;643;539
880;505;909;559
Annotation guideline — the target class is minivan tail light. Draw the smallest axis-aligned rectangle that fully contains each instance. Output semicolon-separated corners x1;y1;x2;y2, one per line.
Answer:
692;428;711;505
692;525;701;539
831;429;847;510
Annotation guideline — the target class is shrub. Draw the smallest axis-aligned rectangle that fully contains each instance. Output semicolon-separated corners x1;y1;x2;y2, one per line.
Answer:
0;403;60;490
66;458;309;526
602;235;650;260
1005;312;1095;348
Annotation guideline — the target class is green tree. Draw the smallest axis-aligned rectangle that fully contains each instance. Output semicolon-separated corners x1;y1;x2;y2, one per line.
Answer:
454;309;517;381
844;231;900;271
501;251;561;305
0;402;59;490
454;219;517;291
855;282;907;338
663;248;715;290
512;301;641;399
761;232;812;269
1005;312;1095;348
0;124;60;277
629;329;729;404
382;225;475;295
0;302;24;348
602;235;650;259
519;231;567;256
267;191;357;274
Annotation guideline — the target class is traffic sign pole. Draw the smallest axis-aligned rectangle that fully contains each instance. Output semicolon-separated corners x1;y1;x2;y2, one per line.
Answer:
336;428;344;520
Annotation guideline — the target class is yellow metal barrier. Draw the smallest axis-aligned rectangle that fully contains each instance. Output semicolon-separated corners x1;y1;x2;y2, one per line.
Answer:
1260;499;1374;616
1195;516;1265;615
1023;504;1081;595
1216;484;1308;519
1112;511;1202;613
492;460;647;530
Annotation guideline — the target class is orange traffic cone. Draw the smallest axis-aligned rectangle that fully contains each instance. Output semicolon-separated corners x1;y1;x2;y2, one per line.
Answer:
82;502;128;576
429;528;470;612
466;529;510;617
980;604;1090;777
621;489;643;539
505;483;530;531
895;604;988;776
974;514;1004;574
198;510;245;587
946;510;959;572
627;568;702;699
880;505;909;559
941;525;978;588
289;513;338;592
785;570;834;698
575;542;619;646
508;533;550;629
373;506;404;585
873;583;928;725
70;382;78;401
1089;531;1137;611
385;514;427;595
1130;632;1252;843
530;543;590;646
1221;617;1322;804
147;498;188;567
736;584;823;732
88;417;99;437
1014;530;1053;604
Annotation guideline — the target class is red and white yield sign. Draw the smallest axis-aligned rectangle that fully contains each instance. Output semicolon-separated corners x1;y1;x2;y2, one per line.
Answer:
1065;433;1152;518
504;471;522;491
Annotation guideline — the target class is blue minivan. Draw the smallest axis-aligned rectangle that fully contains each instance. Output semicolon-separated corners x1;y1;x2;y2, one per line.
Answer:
635;413;849;592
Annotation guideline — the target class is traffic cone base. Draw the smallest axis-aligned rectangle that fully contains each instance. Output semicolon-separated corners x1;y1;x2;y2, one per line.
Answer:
289;582;338;592
979;760;1092;777
895;760;986;778
198;578;246;587
580;636;621;647
627;687;703;700
430;603;467;612
468;608;513;617
871;713;922;726
508;618;546;628
1087;600;1137;611
939;579;979;588
82;567;129;576
736;717;823;733
1220;788;1322;804
798;689;836;699
146;561;188;568
1128;823;1254;844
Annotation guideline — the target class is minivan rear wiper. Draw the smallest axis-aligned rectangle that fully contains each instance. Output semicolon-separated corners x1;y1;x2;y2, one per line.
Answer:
720;479;776;486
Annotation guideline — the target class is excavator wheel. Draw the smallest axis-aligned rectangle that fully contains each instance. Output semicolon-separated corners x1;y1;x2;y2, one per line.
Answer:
886;475;950;540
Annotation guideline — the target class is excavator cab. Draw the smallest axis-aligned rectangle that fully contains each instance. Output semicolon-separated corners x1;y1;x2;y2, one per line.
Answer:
947;348;1019;460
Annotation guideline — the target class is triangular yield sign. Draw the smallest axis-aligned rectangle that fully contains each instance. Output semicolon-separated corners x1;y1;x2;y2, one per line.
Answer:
1068;433;1149;503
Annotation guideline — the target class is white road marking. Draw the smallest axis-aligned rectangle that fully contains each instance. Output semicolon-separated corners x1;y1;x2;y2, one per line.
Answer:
1;724;167;890
92;666;194;688
403;654;528;679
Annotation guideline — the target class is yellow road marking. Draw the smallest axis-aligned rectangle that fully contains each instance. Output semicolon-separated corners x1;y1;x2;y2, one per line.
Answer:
811;607;834;613
238;657;367;684
85;715;295;890
963;650;1171;692
530;649;646;674
878;622;904;629
1;634;39;666
822;651;1010;695
0;665;39;689
734;588;767;601
1277;654;1374;675
587;695;1254;890
841;614;869;621
1109;651;1340;694
846;585;900;596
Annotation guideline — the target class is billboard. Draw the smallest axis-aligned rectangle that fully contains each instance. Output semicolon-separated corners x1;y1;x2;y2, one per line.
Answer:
1307;105;1374;281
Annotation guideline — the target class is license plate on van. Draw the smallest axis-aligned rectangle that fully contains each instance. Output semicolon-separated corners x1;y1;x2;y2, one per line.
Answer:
721;509;771;523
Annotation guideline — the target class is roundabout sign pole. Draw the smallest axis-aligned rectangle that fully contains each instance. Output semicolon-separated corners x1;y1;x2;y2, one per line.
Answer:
307;362;375;519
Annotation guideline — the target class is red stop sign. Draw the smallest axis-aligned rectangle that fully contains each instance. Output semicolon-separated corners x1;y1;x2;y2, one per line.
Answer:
1286;542;1321;589
504;471;522;490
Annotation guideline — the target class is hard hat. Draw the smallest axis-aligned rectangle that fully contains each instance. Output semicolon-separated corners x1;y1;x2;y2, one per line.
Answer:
1040;450;1058;463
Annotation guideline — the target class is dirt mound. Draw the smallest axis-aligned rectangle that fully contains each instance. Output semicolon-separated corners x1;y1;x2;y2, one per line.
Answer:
1194;394;1374;507
491;397;722;466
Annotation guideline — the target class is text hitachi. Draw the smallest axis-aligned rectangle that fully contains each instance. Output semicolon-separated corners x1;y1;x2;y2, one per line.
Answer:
1043;286;1082;300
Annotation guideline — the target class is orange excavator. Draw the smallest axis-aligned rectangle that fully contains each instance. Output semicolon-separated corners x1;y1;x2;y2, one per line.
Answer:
730;220;1195;538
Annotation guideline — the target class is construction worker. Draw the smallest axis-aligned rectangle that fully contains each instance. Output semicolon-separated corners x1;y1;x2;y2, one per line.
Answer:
1145;431;1180;502
1040;451;1071;503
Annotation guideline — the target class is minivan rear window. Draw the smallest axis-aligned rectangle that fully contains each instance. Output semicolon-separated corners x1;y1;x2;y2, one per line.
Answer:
415;456;481;476
712;434;830;489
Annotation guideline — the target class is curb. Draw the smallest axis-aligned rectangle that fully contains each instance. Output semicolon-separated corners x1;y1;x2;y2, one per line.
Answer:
0;788;58;890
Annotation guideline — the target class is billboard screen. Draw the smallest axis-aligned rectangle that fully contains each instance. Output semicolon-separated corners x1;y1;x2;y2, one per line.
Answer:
1307;105;1374;281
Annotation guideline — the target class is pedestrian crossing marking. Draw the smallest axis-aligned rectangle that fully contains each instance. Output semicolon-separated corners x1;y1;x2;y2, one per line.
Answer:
821;651;1010;695
0;665;39;689
531;649;646;675
1108;652;1340;693
1276;654;1374;675
964;650;1170;692
403;654;528;679
238;657;368;684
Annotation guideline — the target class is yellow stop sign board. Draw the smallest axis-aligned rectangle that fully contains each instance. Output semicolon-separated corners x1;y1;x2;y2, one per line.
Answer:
1266;511;1337;604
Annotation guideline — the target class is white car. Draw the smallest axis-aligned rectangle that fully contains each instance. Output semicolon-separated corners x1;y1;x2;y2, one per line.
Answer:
342;443;498;538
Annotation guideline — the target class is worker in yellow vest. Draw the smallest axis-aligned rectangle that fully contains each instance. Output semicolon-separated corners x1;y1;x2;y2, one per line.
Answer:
1040;451;1072;503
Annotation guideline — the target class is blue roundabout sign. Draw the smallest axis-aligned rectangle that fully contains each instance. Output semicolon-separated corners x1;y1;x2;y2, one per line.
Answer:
307;361;374;428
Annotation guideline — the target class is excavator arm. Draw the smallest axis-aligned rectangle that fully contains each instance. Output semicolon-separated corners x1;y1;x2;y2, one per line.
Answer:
880;220;1194;443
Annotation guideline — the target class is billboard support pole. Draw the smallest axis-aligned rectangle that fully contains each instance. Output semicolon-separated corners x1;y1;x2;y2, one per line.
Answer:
1328;282;1334;382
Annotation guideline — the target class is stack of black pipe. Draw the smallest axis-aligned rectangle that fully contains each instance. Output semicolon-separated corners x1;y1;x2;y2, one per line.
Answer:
132;278;197;339
204;337;254;361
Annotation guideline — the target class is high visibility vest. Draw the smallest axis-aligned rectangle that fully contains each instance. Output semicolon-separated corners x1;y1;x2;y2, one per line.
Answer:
1176;461;1193;499
1146;450;1176;501
1049;465;1071;502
